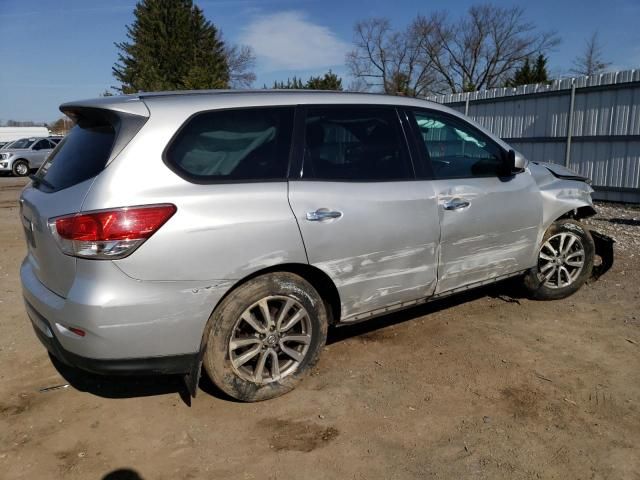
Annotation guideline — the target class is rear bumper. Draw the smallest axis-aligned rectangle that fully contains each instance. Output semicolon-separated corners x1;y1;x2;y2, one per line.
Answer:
20;257;229;368
27;302;196;375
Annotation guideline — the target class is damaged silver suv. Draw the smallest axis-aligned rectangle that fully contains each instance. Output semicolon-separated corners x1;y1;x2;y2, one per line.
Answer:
20;91;606;401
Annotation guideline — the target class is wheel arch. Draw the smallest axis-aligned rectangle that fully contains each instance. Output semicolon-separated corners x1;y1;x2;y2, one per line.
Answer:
13;158;30;167
186;262;341;397
541;199;596;235
216;263;341;326
555;205;597;221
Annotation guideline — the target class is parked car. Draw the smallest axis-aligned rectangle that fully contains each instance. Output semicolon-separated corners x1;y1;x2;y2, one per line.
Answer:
20;91;603;401
0;137;57;176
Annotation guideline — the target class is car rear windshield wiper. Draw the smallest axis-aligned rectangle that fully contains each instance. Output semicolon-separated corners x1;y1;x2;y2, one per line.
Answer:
29;174;56;191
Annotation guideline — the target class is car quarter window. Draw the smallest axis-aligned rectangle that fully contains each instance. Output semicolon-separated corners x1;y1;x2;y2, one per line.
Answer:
410;110;505;179
165;107;294;182
302;106;413;181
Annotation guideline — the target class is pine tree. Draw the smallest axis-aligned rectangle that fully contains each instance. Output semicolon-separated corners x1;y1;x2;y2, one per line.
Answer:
506;54;550;87
272;77;305;89
306;70;343;90
532;54;550;84
113;0;229;93
270;71;343;90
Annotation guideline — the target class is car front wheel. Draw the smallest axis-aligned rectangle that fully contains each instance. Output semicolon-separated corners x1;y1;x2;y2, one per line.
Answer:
523;219;595;300
203;272;328;401
12;160;29;177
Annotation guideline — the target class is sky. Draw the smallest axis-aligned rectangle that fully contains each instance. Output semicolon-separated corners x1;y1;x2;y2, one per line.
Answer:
1;0;639;123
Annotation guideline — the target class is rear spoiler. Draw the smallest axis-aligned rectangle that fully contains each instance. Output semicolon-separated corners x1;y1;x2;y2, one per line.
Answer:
60;95;149;118
59;96;149;166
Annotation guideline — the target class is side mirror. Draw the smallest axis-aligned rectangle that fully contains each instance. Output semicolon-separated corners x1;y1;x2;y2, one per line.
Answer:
505;149;528;173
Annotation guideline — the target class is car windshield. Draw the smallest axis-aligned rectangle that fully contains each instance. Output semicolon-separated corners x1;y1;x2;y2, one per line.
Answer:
8;138;35;149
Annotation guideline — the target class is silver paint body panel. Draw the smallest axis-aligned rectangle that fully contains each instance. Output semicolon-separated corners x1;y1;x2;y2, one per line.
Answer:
432;173;542;293
19;91;595;362
289;181;440;321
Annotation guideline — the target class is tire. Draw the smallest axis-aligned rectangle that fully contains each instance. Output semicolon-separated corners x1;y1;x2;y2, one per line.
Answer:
12;160;29;177
523;219;595;300
203;272;328;401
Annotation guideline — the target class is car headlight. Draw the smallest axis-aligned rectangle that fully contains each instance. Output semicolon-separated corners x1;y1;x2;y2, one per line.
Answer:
0;153;12;160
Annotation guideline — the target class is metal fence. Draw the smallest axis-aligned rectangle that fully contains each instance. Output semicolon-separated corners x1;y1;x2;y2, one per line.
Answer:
427;69;640;203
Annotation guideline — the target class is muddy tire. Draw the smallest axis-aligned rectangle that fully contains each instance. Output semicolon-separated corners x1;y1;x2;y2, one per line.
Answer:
203;272;328;402
12;160;29;177
523;219;595;300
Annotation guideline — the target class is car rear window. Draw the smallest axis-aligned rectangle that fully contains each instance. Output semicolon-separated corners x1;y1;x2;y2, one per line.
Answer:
36;122;115;191
165;107;294;182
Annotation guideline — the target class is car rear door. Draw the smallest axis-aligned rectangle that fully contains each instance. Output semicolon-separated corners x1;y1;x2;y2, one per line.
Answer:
288;105;440;322
405;108;542;294
30;139;52;168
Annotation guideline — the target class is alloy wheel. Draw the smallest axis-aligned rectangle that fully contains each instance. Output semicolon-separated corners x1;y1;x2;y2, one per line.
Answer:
15;162;28;176
538;232;585;289
229;295;312;384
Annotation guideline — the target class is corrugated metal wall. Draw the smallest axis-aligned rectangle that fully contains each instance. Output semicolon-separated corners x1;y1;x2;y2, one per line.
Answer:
428;69;640;202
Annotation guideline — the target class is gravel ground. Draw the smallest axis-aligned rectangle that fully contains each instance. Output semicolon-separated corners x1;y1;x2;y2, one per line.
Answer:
0;177;639;480
585;202;640;253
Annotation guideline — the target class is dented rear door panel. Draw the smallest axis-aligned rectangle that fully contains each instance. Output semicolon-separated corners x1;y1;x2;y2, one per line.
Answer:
289;181;440;321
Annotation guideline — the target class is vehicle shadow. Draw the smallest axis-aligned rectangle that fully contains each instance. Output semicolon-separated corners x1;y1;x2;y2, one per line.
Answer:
49;355;190;402
327;280;524;345
49;280;526;404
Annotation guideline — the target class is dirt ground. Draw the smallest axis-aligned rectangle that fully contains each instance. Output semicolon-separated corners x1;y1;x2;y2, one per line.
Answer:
0;176;639;480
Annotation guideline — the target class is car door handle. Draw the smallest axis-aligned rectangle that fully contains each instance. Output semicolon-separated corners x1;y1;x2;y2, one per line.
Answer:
443;198;470;211
306;209;343;221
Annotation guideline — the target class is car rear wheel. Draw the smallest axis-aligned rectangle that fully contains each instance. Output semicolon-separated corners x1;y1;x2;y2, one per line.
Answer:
12;160;29;177
203;272;328;401
523;219;595;300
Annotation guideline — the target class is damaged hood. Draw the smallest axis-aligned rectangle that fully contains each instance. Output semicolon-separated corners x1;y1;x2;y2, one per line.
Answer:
532;161;591;184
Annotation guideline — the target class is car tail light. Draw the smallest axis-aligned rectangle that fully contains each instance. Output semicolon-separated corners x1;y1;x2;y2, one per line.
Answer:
49;204;176;259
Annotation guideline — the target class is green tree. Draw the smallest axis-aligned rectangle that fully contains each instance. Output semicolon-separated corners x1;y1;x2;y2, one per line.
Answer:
271;77;305;89
269;71;343;90
532;54;550;83
306;70;343;90
113;0;229;93
506;54;550;87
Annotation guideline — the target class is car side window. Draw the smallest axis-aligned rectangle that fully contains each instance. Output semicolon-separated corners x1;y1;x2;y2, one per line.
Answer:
302;106;413;181
33;140;51;150
411;110;505;179
165;107;294;182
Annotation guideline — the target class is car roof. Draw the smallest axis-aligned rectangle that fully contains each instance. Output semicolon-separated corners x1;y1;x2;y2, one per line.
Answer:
60;89;458;117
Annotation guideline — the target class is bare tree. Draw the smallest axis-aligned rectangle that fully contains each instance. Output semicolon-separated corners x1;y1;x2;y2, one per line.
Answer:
422;5;559;92
225;44;257;88
345;18;443;97
570;32;611;76
348;5;559;95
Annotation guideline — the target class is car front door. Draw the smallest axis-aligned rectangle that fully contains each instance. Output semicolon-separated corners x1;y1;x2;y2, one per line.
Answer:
288;105;441;322
406;108;542;294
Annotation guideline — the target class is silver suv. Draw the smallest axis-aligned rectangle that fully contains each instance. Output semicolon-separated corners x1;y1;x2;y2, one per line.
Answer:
20;91;601;401
1;137;61;176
